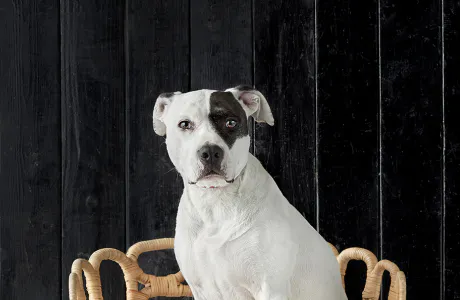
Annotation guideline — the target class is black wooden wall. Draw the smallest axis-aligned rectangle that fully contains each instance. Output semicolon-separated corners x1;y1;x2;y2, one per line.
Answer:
0;0;459;299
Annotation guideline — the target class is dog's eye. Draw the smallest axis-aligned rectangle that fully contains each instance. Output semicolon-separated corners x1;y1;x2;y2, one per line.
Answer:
178;120;193;130
226;119;238;128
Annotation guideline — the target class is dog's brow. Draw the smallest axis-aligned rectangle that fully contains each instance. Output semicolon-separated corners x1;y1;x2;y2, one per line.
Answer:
211;110;239;119
211;107;231;115
178;114;192;120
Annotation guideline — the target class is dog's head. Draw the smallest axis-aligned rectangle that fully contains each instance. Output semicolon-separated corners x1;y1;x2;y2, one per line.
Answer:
152;85;274;189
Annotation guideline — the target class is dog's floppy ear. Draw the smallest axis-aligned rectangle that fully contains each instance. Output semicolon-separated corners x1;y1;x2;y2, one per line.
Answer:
152;91;181;136
225;85;274;126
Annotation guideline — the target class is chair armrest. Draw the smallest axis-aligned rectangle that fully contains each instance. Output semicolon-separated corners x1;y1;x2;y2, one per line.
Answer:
331;245;407;300
68;238;192;300
126;238;174;262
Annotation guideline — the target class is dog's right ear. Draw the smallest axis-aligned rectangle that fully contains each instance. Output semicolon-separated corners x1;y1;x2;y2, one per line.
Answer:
225;85;274;126
152;92;181;136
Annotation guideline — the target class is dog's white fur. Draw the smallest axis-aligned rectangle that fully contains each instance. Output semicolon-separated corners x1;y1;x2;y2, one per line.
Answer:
153;87;347;300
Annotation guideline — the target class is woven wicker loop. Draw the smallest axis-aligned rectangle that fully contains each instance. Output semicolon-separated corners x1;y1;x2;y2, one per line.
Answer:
362;260;407;300
69;239;406;300
69;238;191;300
331;245;407;300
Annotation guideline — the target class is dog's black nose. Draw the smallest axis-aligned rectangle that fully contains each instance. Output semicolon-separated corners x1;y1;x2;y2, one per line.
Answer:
197;144;224;166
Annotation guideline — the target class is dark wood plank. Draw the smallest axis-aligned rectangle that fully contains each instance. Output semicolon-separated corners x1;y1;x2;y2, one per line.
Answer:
445;0;460;298
190;0;252;89
60;1;126;299
0;1;61;299
127;2;190;299
253;0;317;228
380;0;442;299
316;1;380;298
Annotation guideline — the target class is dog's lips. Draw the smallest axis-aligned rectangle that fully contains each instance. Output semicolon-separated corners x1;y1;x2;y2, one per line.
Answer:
198;170;225;180
202;171;224;179
189;170;235;188
188;168;239;186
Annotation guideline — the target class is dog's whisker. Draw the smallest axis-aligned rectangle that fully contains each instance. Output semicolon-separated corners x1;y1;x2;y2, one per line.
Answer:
163;167;177;175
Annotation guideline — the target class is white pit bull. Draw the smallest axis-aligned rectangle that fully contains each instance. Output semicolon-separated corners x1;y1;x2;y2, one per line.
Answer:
152;85;347;300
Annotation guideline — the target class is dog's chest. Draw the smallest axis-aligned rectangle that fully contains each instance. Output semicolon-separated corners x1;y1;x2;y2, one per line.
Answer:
175;221;254;300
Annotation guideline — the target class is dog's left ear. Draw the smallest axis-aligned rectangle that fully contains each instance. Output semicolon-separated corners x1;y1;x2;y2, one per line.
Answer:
152;91;181;136
225;85;274;126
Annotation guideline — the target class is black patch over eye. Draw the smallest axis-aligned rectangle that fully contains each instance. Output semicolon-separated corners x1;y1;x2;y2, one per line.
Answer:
178;120;193;130
226;119;238;128
209;91;249;148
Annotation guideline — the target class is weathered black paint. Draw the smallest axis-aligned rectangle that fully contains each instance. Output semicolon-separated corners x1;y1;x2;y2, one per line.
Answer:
445;1;460;299
60;1;127;299
380;0;443;299
0;1;61;299
190;0;252;90
0;0;459;299
316;0;380;297
209;91;249;149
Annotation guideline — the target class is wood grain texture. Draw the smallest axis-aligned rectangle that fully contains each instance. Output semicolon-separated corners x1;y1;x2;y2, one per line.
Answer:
190;0;252;90
60;0;126;299
380;0;442;299
0;1;61;299
444;1;460;298
316;1;380;298
127;1;190;299
253;0;317;227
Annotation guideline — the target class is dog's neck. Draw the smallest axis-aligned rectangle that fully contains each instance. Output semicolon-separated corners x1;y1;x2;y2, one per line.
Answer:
181;153;271;225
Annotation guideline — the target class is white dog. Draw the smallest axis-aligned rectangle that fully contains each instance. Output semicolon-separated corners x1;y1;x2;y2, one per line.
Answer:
152;85;347;300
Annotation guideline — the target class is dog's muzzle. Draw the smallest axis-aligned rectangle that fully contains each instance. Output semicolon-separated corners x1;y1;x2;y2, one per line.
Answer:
188;144;234;185
197;144;223;168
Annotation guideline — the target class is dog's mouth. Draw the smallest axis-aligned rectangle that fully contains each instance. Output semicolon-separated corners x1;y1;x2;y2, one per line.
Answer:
202;170;221;178
188;170;235;186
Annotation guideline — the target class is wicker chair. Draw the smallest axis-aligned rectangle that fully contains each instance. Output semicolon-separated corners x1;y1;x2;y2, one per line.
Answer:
69;238;406;300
